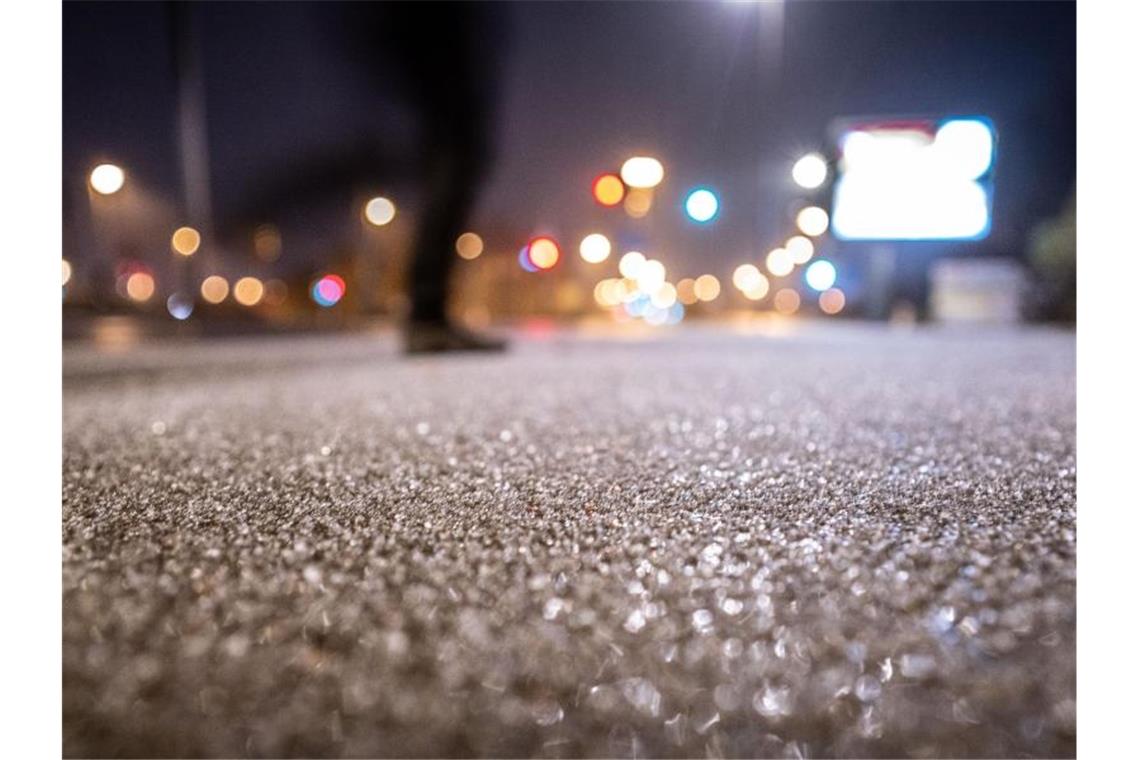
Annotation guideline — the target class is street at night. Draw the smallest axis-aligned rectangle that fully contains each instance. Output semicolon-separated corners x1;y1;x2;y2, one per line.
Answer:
63;324;1075;757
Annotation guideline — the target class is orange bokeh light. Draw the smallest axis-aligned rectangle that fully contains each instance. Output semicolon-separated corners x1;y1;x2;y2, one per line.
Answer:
592;173;625;207
527;237;561;270
819;288;846;315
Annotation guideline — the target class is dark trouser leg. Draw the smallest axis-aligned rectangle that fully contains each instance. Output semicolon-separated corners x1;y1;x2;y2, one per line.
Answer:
408;139;484;324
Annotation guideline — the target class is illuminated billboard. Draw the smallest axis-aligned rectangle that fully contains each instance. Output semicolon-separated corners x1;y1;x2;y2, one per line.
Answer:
830;116;996;241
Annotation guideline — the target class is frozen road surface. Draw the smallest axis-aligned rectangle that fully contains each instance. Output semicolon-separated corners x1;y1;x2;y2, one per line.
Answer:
63;323;1076;757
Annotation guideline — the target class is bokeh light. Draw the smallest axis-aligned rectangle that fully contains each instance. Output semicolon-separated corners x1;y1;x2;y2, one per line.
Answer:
792;153;828;189
254;225;282;261
933;118;994;180
742;274;770;301
518;245;539;272
684;188;719;223
594;278;625;308
592;173;625;206
171;226;201;256
579;233;612;263
819;287;846;315
234;276;265;306
125;271;155;302
805;259;838;291
456;232;484;260
166;293;194;320
694;274;721;302
62;259;72;286
90;163;125;195
765;248;794;277
620;156;665;188
650;282;678;309
364;196;396;226
635;259;667;293
527;237;561;270
774;288;801;315
619;251;647;279
733;263;763;292
785;235;814;264
263;279;288;306
311;274;346;307
797;206;830;237
676;278;698;305
200;275;229;304
623;188;653;218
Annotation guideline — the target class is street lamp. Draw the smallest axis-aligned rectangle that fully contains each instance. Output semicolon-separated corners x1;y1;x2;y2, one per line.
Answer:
620;156;664;189
364;196;396;226
805;259;838;291
684;188;720;223
89;163;125;195
792;153;828;189
796;206;830;237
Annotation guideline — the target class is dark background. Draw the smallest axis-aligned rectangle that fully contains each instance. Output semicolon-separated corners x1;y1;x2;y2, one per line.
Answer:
63;0;1075;311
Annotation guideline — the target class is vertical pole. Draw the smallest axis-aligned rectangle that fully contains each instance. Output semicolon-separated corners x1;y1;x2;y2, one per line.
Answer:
754;1;785;256
169;2;214;295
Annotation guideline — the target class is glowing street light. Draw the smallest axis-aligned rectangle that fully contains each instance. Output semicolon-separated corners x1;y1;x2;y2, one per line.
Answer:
733;263;763;292
312;274;346;307
125;271;155;302
676;278;698;305
364;196;396;226
579;233;612;263
62;259;72;286
765;248;794;277
623;188;653;218
819;288;846;314
774;288;801;315
527;237;561;270
635;259;667;293
796;206;829;237
456;232;484;260
650;282;678;309
694;274;721;302
254;225;282;261
234;276;265;306
785;235;814;264
805;259;837;291
684;188;719;223
592;173;625;206
89;163;125;195
167;293;194;320
200;275;229;304
619;251;647;279
171;226;201;256
792;153;828;189
620;156;664;189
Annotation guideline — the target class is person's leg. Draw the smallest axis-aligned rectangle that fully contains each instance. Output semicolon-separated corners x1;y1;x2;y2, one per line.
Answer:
407;127;488;325
399;7;507;351
342;2;508;350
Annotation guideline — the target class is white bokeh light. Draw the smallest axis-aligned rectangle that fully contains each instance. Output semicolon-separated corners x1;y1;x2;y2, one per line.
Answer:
792;153;828;189
620;156;665;189
805;259;838;292
90;164;125;195
684;188;719;222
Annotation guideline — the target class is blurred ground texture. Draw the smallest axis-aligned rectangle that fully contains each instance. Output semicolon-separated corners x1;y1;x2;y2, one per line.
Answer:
63;324;1076;758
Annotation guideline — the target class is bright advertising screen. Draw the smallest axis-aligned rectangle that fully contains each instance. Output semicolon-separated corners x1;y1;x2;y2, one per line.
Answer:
830;117;996;241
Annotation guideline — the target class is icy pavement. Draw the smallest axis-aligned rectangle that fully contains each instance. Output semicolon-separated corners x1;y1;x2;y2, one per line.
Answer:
63;324;1076;757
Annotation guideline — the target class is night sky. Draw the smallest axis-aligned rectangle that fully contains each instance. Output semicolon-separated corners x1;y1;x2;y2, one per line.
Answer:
63;1;1075;278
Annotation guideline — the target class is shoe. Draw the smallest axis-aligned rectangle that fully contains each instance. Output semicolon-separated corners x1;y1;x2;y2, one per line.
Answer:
404;320;508;355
